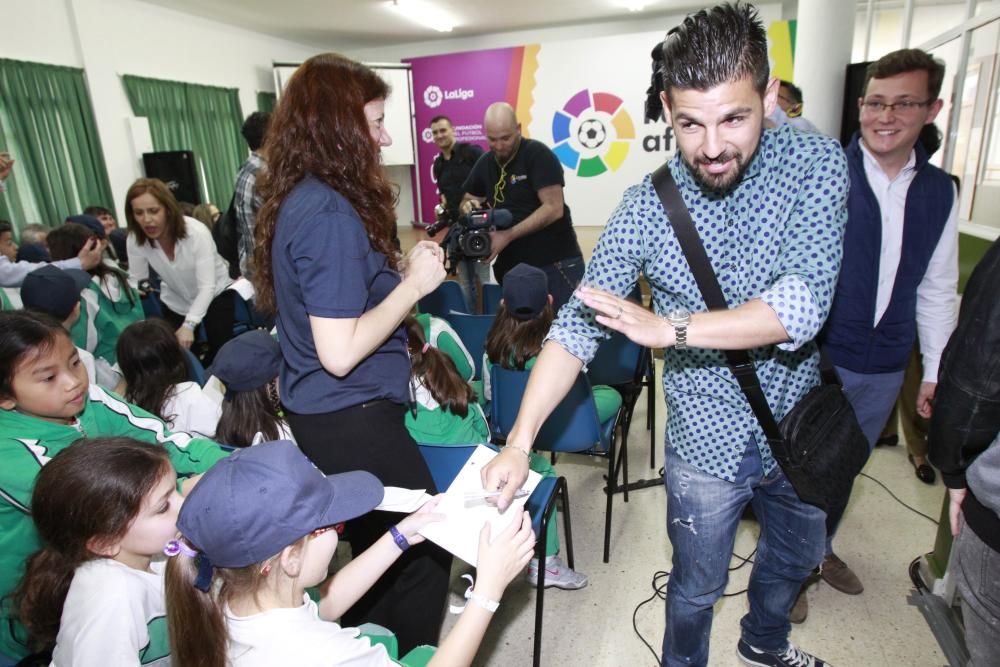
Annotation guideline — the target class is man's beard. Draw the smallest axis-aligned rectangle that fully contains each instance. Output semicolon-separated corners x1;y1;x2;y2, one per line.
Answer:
683;147;754;195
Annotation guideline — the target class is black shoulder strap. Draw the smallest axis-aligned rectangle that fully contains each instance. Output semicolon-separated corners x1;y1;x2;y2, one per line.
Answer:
650;163;784;445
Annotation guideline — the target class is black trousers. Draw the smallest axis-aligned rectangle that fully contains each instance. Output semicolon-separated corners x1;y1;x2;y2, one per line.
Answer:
286;400;452;652
160;291;236;366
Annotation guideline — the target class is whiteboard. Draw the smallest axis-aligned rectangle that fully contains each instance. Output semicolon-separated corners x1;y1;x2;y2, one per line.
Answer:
272;62;415;166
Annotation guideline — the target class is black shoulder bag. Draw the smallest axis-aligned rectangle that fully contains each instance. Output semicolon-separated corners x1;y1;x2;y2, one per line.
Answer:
650;164;868;513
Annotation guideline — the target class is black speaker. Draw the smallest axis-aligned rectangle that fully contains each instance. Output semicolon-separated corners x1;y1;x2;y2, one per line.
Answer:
840;62;872;147
142;151;201;205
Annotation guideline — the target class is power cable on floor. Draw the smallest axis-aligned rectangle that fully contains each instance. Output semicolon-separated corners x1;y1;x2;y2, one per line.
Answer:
859;472;939;525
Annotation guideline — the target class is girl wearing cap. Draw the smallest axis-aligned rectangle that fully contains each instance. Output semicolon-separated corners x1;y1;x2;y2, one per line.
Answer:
165;440;535;667
250;53;450;649
482;263;622;591
47;222;144;365
124;177;234;357
208;330;293;447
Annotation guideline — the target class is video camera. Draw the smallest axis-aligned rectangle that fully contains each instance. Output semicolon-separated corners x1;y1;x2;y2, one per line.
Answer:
425;205;514;273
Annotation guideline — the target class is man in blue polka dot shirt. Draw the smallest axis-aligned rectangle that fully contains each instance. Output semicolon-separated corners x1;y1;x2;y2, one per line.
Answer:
482;4;848;667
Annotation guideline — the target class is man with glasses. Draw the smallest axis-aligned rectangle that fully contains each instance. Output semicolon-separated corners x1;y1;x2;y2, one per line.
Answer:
769;80;820;133
805;48;959;620
460;102;583;308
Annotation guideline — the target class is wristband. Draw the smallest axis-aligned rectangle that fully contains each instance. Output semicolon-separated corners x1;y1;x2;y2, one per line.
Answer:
503;445;530;459
182;320;197;331
389;525;410;552
467;590;500;613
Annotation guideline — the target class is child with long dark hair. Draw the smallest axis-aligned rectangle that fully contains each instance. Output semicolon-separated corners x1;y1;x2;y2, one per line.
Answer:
165;440;534;667
0;310;226;661
117;319;221;438
13;437;179;664
404;316;488;445
483;263;623;591
46;222;143;365
208;330;292;447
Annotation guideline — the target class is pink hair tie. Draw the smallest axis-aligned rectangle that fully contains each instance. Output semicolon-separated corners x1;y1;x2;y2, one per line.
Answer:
421;343;430;354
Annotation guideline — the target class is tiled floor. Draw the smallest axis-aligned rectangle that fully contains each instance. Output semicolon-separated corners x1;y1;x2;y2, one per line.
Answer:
398;225;951;667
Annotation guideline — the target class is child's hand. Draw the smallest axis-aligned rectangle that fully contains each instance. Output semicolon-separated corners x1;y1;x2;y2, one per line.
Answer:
474;510;535;601
393;494;445;546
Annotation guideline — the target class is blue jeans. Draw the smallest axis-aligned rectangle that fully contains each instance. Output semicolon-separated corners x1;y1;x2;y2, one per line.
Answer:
455;258;493;313
662;439;826;666
824;365;906;553
539;255;585;312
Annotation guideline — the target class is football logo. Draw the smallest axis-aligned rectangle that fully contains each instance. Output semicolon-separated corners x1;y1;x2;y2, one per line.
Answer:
551;89;635;177
424;85;443;108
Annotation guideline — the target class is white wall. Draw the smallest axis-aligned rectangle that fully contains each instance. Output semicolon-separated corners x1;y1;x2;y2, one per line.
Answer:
852;3;970;62
5;0;321;217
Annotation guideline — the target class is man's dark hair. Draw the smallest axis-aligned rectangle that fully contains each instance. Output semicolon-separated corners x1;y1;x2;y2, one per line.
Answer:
779;80;803;104
83;205;112;218
241;111;271;151
0;221;12;235
863;48;945;100
430;115;452;127
660;2;769;102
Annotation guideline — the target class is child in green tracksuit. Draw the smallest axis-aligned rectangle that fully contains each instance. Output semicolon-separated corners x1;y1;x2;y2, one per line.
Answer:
482;264;625;591
0;310;228;661
48;222;144;364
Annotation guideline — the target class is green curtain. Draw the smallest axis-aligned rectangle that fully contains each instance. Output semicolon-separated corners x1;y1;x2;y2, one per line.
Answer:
257;91;276;113
0;58;114;232
122;75;246;207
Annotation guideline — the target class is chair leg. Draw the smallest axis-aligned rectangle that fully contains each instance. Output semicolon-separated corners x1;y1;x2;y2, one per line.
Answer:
648;368;656;469
558;478;574;570
533;478;565;667
604;440;615;563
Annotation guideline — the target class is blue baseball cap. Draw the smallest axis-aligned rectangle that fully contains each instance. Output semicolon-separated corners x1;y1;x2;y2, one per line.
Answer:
502;263;548;320
65;214;107;240
207;330;281;396
20;265;92;321
177;440;385;568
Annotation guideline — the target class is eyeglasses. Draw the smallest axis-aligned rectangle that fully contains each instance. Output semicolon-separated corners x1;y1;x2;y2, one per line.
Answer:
860;99;933;115
310;523;344;539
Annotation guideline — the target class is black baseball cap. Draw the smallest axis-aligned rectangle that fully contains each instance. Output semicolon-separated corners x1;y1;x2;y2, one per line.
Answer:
20;265;92;321
177;440;385;568
207;330;281;396
65;214;107;240
502;263;548;320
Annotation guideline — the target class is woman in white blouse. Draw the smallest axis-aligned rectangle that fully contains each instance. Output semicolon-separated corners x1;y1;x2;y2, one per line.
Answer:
125;178;233;357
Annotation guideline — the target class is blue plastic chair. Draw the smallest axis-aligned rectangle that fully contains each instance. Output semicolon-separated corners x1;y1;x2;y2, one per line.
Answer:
417;281;468;318
183;348;207;386
489;366;623;564
482;282;502;315
416;442;572;667
446;313;494;380
587;330;653;486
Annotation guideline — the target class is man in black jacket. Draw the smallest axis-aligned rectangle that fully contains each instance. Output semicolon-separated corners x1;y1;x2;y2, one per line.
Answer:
928;237;1000;665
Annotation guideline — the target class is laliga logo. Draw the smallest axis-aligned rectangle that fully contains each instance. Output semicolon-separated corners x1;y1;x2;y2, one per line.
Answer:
423;84;475;109
421;128;434;143
551;89;635;178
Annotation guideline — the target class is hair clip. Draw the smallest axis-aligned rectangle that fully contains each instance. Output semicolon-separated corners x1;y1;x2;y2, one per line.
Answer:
421;342;430;353
163;539;198;558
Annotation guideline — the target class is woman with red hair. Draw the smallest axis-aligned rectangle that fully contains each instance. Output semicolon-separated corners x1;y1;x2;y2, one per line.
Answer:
252;53;449;652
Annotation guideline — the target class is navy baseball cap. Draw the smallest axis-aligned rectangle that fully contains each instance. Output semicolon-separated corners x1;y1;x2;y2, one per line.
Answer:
16;243;51;263
65;214;106;239
177;440;385;568
502;263;548;320
207;330;281;396
20;265;92;321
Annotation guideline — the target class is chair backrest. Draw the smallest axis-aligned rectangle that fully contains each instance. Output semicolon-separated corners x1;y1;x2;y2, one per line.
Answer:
482;283;502;315
447;313;494;380
587;331;645;387
416;443;478;491
490;366;606;453
418;281;468;318
183;348;207;386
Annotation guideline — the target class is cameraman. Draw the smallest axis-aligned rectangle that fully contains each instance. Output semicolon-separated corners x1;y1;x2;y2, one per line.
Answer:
460;102;583;309
430;115;488;310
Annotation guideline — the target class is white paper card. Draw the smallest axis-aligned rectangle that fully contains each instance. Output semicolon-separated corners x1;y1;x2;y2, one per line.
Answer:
376;487;433;513
418;445;541;566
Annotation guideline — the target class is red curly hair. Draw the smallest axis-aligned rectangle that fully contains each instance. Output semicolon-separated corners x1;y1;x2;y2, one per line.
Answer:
252;53;398;313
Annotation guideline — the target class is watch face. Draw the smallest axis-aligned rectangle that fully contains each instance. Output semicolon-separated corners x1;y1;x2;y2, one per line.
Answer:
668;308;691;324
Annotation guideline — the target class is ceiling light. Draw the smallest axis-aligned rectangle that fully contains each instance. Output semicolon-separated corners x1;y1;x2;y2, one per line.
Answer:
391;0;455;32
614;0;649;11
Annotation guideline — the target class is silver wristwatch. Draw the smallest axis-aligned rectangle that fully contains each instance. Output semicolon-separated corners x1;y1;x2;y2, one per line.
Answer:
666;308;691;349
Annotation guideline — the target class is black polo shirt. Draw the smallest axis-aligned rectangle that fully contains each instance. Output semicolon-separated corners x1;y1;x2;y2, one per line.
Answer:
432;142;483;215
462;138;581;280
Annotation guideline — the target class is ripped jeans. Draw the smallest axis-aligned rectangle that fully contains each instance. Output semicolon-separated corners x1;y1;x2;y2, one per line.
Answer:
662;438;826;666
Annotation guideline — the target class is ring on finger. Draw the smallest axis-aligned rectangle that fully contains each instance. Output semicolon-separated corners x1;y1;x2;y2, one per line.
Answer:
615;305;624;320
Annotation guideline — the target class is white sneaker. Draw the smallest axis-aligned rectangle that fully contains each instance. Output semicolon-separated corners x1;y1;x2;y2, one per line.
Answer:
527;556;589;590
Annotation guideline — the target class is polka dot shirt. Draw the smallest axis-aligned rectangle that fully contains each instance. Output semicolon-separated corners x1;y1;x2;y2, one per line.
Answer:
548;125;849;482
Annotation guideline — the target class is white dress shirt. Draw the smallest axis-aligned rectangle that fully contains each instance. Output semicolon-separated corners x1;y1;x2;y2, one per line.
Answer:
860;142;959;382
